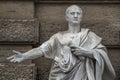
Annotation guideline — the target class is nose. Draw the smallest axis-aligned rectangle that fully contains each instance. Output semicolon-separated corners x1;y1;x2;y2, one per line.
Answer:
74;13;78;18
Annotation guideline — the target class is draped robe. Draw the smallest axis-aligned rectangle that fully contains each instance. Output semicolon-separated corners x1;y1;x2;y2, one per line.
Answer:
39;28;116;80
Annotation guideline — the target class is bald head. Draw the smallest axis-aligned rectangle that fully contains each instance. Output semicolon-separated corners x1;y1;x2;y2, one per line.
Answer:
65;5;83;24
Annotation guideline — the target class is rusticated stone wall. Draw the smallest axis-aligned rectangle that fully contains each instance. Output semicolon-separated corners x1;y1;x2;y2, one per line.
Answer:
0;63;36;80
0;1;34;18
108;49;120;80
0;1;37;80
0;19;39;44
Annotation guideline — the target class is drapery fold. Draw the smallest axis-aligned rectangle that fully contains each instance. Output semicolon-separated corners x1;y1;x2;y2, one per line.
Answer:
40;28;115;80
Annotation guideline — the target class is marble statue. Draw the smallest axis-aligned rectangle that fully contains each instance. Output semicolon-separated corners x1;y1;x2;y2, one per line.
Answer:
7;5;116;80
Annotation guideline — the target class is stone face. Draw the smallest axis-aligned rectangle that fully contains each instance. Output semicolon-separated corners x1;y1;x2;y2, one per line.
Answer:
0;63;36;80
0;45;32;63
0;1;34;18
36;4;120;45
0;19;39;44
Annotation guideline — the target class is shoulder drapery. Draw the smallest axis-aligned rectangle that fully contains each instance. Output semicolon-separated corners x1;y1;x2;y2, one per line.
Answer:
80;28;116;80
61;28;115;80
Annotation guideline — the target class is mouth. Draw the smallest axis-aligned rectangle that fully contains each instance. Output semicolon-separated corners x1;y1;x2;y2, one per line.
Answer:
73;18;79;21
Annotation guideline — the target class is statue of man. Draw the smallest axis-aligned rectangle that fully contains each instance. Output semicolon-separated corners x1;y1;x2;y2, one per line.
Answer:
7;5;115;80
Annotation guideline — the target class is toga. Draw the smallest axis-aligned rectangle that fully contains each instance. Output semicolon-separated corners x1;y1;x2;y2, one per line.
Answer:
38;28;115;80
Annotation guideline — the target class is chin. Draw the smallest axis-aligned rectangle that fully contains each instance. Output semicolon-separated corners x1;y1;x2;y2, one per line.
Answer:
72;21;80;24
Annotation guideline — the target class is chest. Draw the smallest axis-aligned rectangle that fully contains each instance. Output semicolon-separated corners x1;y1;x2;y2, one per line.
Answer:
57;33;81;47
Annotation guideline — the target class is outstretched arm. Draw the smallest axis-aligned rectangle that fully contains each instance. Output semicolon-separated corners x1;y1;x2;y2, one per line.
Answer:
7;45;45;63
7;34;56;63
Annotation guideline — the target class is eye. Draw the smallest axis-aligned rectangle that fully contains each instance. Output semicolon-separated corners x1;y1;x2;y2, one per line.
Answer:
77;12;80;15
70;12;75;15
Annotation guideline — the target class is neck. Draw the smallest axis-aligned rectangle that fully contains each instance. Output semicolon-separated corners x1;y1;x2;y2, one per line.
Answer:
68;22;81;33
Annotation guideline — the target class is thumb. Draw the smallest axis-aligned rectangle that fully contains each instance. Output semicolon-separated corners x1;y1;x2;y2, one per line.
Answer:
12;50;22;55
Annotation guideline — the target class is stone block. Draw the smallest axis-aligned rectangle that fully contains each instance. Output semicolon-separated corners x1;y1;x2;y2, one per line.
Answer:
33;58;52;80
0;63;36;80
0;19;39;44
0;1;34;18
108;48;120;80
0;45;32;63
81;20;120;46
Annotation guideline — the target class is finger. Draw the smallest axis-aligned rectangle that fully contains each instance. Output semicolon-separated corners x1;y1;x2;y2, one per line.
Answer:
70;46;77;49
71;49;76;53
71;48;75;51
73;51;81;55
74;51;81;53
71;48;80;50
10;59;15;62
17;60;20;63
71;46;80;51
7;55;15;60
12;50;21;55
17;59;22;63
71;48;80;51
73;50;78;53
15;59;20;63
14;58;20;63
71;49;80;53
13;60;17;63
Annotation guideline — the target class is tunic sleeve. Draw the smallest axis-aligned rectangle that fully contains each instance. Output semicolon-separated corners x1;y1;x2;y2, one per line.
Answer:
22;34;57;60
39;34;57;59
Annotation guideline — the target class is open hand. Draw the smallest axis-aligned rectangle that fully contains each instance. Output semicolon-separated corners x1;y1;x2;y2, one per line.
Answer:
7;50;24;63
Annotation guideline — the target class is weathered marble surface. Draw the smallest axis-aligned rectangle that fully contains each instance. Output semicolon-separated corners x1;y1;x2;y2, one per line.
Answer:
0;63;36;80
0;19;39;44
